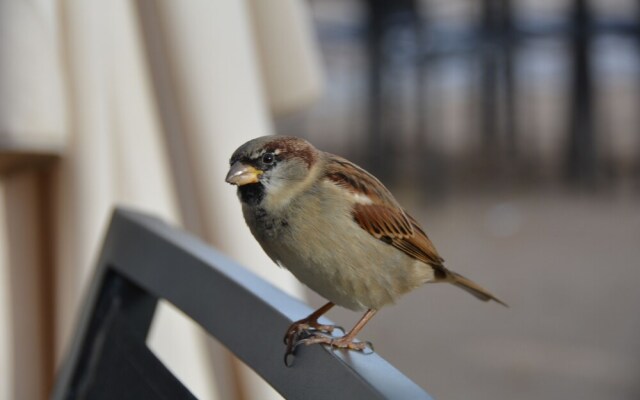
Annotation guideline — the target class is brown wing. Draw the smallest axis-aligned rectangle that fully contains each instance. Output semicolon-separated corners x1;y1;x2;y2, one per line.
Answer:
393;213;444;265
324;154;445;267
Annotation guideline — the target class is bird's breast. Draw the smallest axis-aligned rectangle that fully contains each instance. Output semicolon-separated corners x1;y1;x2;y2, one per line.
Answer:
241;186;435;311
243;206;290;241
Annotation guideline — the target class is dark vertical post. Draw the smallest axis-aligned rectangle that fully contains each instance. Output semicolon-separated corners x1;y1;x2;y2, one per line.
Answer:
636;0;640;182
365;0;388;181
415;6;447;199
480;0;501;155
501;0;518;161
479;0;519;171
364;0;420;184
566;0;597;184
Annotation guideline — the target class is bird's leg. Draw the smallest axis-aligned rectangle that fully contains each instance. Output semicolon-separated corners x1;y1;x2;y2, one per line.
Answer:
297;309;378;351
284;302;339;345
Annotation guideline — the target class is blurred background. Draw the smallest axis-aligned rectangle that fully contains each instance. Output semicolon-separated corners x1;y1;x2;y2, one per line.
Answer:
1;0;639;399
298;1;640;399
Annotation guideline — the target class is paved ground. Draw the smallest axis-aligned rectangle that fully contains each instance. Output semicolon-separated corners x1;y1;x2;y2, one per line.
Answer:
305;187;640;400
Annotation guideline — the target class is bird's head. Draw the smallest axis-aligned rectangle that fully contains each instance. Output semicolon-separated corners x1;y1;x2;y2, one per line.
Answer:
226;136;319;206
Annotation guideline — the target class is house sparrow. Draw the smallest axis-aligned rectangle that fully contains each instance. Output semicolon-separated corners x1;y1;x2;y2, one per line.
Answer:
226;136;505;363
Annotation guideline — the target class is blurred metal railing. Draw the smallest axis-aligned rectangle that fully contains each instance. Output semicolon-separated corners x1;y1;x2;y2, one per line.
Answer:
51;208;432;400
313;0;640;189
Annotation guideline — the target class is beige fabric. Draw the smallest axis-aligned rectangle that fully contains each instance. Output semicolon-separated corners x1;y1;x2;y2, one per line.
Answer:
0;0;66;151
148;1;308;398
53;1;221;399
54;0;116;356
248;0;324;115
0;0;66;398
0;0;323;399
150;0;304;292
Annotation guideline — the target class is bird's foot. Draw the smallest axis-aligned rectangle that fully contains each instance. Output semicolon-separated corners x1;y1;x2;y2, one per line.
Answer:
297;334;374;352
283;320;344;345
283;321;344;367
284;331;374;367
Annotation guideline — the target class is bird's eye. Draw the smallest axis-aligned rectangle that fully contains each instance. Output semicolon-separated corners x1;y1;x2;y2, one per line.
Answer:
262;152;275;164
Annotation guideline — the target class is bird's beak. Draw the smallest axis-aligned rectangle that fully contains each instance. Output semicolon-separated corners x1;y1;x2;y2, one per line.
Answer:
225;162;263;186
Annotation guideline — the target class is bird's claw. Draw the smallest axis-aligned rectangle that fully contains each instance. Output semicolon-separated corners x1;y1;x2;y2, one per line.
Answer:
283;321;342;345
284;329;327;367
284;350;296;367
283;330;375;366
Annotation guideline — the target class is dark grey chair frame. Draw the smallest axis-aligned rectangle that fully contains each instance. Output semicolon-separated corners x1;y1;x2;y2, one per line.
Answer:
51;208;432;399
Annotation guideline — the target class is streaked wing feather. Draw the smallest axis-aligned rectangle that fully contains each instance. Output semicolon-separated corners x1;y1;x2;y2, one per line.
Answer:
324;154;445;267
393;214;444;265
352;204;413;239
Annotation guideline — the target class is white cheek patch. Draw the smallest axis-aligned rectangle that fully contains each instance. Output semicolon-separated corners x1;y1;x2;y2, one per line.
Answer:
351;192;373;205
264;178;286;194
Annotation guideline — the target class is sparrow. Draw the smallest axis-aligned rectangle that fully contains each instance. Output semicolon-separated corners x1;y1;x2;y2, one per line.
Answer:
225;136;506;362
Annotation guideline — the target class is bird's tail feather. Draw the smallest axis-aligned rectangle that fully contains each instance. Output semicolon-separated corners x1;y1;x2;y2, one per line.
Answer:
449;272;508;307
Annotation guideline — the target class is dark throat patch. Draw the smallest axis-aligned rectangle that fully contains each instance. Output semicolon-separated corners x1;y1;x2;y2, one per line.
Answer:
238;183;265;206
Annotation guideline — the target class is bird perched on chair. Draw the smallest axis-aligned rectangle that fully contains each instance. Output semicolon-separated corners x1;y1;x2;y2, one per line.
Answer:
225;136;506;362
